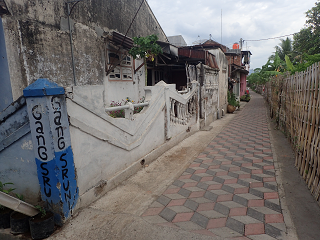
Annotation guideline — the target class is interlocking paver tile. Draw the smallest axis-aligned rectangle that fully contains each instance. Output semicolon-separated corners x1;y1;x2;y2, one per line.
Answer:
201;176;214;182
210;227;243;238
142;207;164;217
197;182;209;190
192;197;212;204
248;234;277;240
177;188;191;197
264;192;279;199
163;188;180;195
168;205;193;213
168;198;186;207
172;212;194;223
182;182;197;188
265;223;282;238
245;223;265;235
184;186;204;192
172;180;185;187
199;210;225;219
197;202;215;211
207;184;223;190
156;195;171;206
191;174;202;182
164;193;186;200
217;194;234;202
250;206;280;216
214;202;230;215
248;199;264;207
189;191;205;198
190;212;209;228
207;217;227;229
226;217;245;235
264;182;278;191
178;174;192;180
184;199;199;211
229;207;247;216
159;207;176;222
220;201;245;209
143;94;287;239
265;214;284;223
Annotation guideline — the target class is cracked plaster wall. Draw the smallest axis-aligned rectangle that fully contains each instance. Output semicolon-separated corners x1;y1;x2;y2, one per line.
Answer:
1;0;167;101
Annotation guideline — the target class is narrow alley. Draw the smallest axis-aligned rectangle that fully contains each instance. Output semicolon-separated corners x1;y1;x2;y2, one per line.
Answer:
46;92;320;240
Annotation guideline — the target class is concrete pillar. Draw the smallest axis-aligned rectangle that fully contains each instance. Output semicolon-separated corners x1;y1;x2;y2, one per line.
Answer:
23;79;78;225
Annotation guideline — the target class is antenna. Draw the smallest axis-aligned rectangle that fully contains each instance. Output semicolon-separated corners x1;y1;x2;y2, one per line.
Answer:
221;9;222;44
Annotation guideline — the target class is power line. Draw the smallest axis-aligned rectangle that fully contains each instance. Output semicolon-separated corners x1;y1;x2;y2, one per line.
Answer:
244;33;297;42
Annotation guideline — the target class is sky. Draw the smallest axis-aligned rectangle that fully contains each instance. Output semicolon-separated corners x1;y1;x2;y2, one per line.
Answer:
147;0;317;70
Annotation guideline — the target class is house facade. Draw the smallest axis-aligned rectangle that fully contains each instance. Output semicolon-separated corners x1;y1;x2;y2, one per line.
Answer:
225;43;252;99
0;0;229;224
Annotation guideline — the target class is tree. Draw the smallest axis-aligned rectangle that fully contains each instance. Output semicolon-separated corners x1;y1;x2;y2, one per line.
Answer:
129;34;162;61
293;1;320;55
274;37;293;61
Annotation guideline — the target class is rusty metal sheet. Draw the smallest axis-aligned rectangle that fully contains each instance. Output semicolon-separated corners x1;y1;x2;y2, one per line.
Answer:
178;48;205;59
112;31;133;49
206;52;219;70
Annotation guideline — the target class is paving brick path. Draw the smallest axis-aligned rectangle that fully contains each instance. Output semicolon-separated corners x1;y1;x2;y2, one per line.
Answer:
142;93;286;239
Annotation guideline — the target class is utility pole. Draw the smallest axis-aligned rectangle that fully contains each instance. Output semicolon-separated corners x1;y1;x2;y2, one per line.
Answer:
66;0;86;86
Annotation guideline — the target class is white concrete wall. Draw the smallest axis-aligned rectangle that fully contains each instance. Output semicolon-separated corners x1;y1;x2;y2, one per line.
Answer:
209;49;228;116
67;81;199;209
104;58;146;107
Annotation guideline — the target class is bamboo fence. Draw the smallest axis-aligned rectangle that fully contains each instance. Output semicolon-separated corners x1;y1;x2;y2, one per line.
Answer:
265;62;320;204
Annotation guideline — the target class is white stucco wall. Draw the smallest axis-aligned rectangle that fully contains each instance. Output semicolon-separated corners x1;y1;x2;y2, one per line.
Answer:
66;81;200;209
104;58;146;107
209;49;228;115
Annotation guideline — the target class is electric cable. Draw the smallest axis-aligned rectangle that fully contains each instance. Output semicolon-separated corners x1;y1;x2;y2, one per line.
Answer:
244;33;297;42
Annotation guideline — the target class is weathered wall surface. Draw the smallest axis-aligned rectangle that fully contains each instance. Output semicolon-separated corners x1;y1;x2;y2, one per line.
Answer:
2;0;167;101
66;82;199;209
210;49;228;114
240;72;247;97
104;58;146;106
0;18;12;111
0;96;39;204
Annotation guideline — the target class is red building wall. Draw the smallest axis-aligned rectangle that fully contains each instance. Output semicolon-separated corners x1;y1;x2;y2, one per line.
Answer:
240;72;247;97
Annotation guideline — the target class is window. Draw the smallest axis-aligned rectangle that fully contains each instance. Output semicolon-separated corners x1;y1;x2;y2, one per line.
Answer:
106;46;133;81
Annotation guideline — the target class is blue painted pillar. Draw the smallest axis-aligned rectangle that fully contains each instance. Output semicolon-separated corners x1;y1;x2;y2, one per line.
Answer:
23;79;78;225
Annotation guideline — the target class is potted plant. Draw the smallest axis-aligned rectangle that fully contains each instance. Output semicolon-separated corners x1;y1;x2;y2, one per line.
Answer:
10;194;30;235
0;181;15;229
227;91;240;113
29;205;54;240
240;90;251;102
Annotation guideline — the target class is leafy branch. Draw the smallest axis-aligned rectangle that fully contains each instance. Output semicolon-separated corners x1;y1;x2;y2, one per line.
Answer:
129;34;162;61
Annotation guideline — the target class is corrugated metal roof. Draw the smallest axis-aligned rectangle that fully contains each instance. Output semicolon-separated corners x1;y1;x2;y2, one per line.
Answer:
112;32;133;49
179;48;205;59
178;48;219;70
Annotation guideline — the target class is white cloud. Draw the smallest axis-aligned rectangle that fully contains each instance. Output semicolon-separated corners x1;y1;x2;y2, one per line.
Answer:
147;0;316;69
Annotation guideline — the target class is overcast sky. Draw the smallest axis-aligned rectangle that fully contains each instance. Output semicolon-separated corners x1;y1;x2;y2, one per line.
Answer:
147;0;317;70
